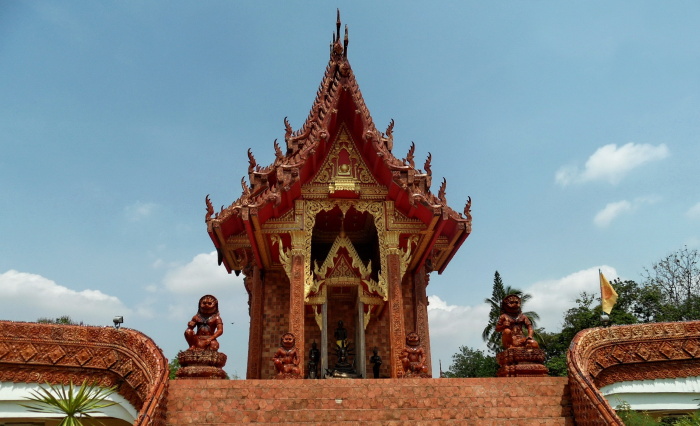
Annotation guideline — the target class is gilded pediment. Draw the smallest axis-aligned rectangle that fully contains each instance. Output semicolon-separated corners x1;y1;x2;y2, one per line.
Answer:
308;125;379;194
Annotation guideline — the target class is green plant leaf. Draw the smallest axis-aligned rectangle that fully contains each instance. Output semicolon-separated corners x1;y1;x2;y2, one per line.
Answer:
20;380;118;426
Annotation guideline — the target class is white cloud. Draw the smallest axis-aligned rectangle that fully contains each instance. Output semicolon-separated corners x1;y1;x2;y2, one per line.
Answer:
556;142;669;186
594;196;660;227
162;251;240;295
427;295;490;373
0;253;248;377
124;201;158;222
0;269;131;325
428;295;490;340
686;202;700;220
594;200;632;227
526;265;617;331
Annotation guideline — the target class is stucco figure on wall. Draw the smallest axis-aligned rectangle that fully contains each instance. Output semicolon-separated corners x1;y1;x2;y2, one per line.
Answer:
273;332;301;379
400;332;430;378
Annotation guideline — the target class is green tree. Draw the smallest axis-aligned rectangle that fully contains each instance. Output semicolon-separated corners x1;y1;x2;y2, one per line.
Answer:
37;316;78;325
482;271;540;354
443;346;498;378
642;246;700;322
168;357;181;380
20;381;117;426
482;271;505;354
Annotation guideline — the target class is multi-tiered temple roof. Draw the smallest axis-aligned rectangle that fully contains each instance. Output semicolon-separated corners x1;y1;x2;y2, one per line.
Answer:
206;12;472;277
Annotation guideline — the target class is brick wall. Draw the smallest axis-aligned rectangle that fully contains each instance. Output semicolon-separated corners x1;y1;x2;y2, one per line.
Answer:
364;304;390;378
260;271;290;379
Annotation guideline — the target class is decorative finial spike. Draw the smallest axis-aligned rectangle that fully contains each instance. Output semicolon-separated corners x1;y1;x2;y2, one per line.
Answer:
247;148;256;174
205;194;214;222
336;9;341;41
424;152;432;176
438;178;447;203
344;25;349;57
404;142;416;168
284;116;293;140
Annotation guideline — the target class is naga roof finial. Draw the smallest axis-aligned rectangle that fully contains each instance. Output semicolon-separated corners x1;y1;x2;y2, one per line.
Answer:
464;196;472;219
284;116;293;140
343;25;349;58
205;194;214;222
424;152;432;176
438;178;447;203
247;148;256;174
404;142;416;169
273;139;284;161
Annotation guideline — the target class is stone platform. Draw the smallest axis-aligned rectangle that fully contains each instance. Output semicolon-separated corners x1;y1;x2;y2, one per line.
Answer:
166;377;572;424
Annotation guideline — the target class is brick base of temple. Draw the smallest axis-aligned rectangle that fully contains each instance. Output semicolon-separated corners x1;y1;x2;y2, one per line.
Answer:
166;377;572;424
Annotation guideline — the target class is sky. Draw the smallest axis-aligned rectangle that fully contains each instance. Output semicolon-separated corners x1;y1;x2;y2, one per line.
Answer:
2;2;700;379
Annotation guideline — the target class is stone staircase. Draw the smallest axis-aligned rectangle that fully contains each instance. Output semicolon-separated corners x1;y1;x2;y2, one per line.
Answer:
166;377;572;425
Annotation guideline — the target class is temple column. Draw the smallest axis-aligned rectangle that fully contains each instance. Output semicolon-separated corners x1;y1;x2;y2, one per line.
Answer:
321;302;328;376
414;265;432;377
385;231;406;378
356;298;366;377
245;265;264;379
288;231;306;378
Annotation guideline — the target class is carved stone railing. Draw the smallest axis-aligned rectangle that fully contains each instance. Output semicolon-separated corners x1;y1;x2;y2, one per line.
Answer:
0;321;169;425
567;320;700;425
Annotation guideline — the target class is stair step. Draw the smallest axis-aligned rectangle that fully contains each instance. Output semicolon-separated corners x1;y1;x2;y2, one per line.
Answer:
166;377;572;425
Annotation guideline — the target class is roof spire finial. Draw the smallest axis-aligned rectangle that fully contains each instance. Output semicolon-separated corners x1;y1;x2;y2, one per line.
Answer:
343;25;349;58
336;9;341;42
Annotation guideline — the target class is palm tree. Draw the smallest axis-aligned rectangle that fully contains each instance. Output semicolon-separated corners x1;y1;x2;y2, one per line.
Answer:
20;380;117;426
482;273;540;354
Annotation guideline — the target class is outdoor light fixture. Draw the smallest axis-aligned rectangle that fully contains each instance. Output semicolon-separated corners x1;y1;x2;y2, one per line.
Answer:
600;313;610;327
113;316;124;329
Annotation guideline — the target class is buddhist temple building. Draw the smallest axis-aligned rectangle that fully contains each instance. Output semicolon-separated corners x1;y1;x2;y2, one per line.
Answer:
3;11;700;426
205;12;472;379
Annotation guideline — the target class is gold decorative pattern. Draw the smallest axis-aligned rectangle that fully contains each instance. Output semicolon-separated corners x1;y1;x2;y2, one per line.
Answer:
314;305;323;331
386;203;426;232
311;125;378;192
302;200;388;301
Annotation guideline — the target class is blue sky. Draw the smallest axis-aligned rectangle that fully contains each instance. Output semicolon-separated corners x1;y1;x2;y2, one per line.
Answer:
2;2;699;378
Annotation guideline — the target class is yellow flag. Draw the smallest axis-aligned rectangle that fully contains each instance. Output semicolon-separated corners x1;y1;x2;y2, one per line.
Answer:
600;271;618;314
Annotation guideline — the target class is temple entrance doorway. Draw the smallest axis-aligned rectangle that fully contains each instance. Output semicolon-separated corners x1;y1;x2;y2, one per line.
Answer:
307;205;382;378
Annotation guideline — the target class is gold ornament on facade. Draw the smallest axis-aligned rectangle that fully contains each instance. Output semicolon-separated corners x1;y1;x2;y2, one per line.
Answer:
310;126;377;193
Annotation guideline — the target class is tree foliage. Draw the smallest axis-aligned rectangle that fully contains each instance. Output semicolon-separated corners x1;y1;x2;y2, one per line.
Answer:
443;346;498;378
168;357;181;380
37;316;78;325
642;246;700;322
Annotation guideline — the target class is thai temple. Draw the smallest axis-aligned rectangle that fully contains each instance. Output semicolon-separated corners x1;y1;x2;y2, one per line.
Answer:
1;12;698;426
